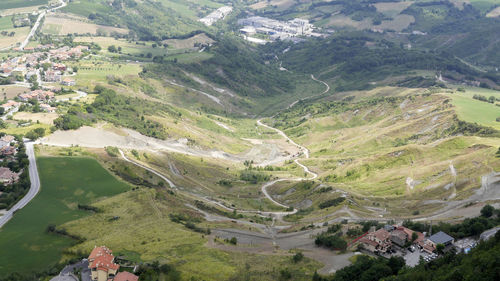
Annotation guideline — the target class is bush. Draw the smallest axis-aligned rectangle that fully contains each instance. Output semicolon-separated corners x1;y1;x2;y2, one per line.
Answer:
292;252;304;263
105;146;119;157
229;237;237;245
318;197;345;209
481;204;494;218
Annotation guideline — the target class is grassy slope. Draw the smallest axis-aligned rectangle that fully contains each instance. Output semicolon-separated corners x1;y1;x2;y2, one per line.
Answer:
62;187;320;281
445;87;500;130
0;157;130;275
266;92;500;220
0;0;47;10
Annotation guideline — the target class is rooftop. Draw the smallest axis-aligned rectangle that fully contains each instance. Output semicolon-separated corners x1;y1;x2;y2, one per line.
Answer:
429;231;454;244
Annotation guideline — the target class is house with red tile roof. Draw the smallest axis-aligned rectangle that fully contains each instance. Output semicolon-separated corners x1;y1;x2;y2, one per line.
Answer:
359;228;392;253
0;167;20;184
88;246;120;281
114;272;139;281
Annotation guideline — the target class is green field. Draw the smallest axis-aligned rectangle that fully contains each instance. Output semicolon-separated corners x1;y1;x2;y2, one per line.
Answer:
0;16;14;30
0;157;130;275
446;87;500;130
0;0;47;10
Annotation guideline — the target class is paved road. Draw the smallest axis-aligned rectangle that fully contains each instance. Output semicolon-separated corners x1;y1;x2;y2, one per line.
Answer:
1;106;19;121
0;142;41;228
19;0;67;50
480;226;500;241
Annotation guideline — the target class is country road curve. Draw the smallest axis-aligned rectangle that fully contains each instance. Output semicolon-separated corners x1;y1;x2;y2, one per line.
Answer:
0;142;40;228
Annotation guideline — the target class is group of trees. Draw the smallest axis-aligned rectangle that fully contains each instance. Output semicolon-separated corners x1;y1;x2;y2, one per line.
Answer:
0;141;30;210
404;205;500;239
315;224;348;251
472;94;497;104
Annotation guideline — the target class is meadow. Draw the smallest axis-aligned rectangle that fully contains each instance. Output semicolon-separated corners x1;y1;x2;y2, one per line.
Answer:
0;0;47;10
446;87;500;130
62;181;320;280
0;157;130;275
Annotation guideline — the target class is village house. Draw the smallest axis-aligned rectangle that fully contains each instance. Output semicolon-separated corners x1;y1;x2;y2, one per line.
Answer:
44;70;62;82
1;100;20;111
0;145;17;157
88;246;120;281
53;63;67;71
419;231;455;253
359;228;392;253
40;103;56;113
19;90;55;102
390;226;424;247
0;167;20;184
61;77;76;86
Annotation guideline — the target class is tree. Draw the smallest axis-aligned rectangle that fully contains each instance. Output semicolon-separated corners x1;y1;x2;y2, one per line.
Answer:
108;45;117;53
481;204;494;218
292;252;304;263
436;243;445;254
411;231;419;242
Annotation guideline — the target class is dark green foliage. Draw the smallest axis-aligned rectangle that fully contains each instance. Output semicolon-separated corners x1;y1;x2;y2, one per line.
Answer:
135;262;181;281
312;255;404;281
24;128;45;140
315;232;347;251
319;197;345;209
87;87;181;139
292;252;304;263
403;207;500;239
229;237;237;245
481;204;494;218
277;36;493;91
0;142;30;210
239;170;270;184
77;204;100;213
169;213;209;235
445;117;499;137
54;105;94;130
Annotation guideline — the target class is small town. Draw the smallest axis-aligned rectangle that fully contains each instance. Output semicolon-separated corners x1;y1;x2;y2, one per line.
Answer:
0;43;89;118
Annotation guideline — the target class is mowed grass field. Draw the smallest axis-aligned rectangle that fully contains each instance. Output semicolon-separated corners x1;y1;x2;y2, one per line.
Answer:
0;157;130;275
0;0;47;10
446;87;500;130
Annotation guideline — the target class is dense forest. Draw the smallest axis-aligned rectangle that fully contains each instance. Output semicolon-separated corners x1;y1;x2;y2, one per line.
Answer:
276;36;499;91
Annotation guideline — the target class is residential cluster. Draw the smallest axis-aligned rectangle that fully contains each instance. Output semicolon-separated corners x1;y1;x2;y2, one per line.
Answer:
357;224;463;263
88;246;139;281
0;135;19;185
238;16;324;44
199;6;233;26
2;44;86;84
0;44;88;116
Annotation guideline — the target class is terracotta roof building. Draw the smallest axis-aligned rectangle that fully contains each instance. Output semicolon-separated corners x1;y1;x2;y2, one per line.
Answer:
88;246;120;281
359;228;392;253
114;272;139;281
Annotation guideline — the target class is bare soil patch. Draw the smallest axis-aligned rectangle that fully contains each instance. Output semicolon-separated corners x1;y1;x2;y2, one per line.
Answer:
0;85;30;99
13;112;58;125
486;6;500;18
43;14;128;35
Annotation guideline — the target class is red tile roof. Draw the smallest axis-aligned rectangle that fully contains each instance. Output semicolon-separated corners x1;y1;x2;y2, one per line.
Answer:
88;246;120;271
114;272;139;281
373;228;390;241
